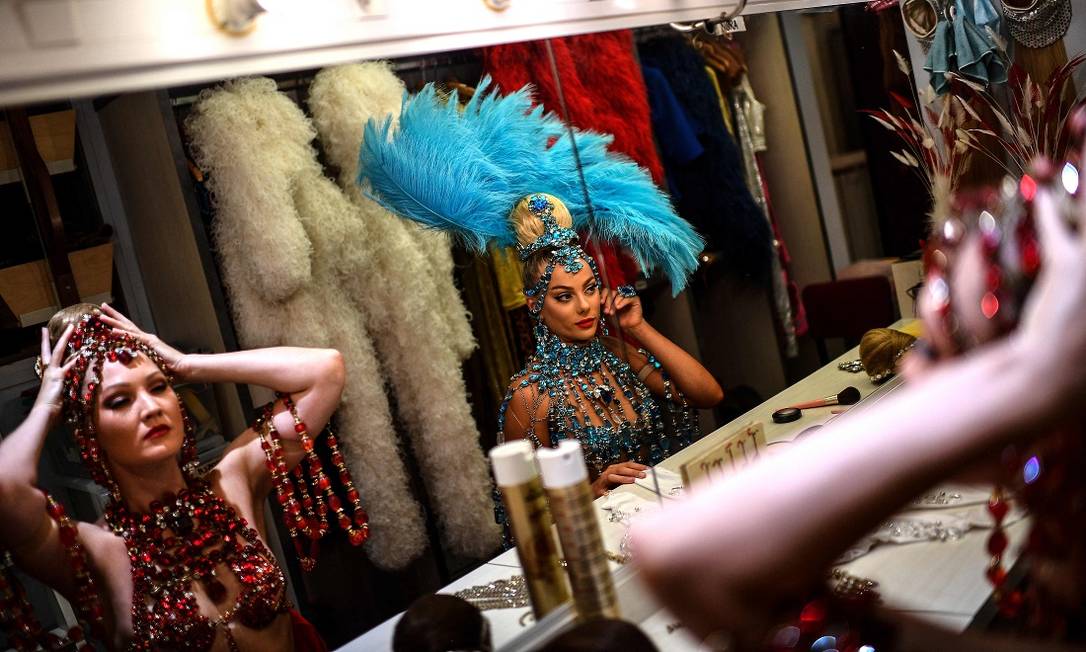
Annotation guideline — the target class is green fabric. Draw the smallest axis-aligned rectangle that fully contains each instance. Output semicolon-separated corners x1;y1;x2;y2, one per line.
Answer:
925;0;1008;95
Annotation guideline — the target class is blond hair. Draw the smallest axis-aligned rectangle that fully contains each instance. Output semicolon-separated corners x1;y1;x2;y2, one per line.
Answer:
47;303;100;348
509;193;575;287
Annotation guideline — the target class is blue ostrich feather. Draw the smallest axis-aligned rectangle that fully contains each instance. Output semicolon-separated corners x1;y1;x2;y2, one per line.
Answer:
357;76;703;293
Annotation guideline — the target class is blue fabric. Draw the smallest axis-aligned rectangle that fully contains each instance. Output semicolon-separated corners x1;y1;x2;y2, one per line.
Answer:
641;65;703;203
641;66;704;167
639;35;773;284
925;0;1008;95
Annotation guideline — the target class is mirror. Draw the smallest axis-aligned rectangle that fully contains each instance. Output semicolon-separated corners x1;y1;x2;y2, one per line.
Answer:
0;2;1081;650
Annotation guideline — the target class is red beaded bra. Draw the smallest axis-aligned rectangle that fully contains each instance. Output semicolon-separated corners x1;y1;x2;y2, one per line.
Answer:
106;479;289;651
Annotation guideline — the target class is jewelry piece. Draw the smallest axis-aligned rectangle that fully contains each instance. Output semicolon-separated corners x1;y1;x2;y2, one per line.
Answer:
617;284;638;298
106;478;290;649
838;358;864;373
867;343;915;384
878;517;965;542
1001;0;1071;49
454;576;531;611
829;568;881;602
910;490;963;507
255;394;369;571
33;356;44;379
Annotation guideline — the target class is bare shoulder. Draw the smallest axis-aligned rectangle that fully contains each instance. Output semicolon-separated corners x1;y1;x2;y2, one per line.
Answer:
76;518;131;641
503;375;551;446
77;517;126;559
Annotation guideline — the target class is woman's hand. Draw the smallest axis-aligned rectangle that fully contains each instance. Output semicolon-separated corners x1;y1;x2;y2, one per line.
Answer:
97;303;188;379
601;287;645;333
591;461;649;497
33;325;77;419
1012;161;1086;410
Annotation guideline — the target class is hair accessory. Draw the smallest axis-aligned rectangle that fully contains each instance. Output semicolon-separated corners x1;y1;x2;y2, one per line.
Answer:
51;313;195;499
859;328;917;384
357;76;703;295
517;194;582;268
838;358;865;373
454;575;531;611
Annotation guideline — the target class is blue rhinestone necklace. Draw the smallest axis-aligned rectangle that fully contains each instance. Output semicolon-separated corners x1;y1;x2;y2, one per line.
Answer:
498;194;700;475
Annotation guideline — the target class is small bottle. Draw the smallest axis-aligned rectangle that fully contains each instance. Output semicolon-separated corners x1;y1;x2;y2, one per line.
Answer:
490;441;570;619
537;440;620;621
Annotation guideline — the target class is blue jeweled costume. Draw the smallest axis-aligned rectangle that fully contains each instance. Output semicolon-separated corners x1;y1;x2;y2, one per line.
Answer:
496;195;698;475
356;77;705;474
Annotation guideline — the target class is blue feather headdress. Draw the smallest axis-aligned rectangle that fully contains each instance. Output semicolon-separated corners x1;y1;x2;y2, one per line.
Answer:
357;77;703;295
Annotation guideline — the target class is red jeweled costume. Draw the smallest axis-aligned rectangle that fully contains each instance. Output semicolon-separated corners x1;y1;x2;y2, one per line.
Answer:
0;313;362;651
106;479;289;651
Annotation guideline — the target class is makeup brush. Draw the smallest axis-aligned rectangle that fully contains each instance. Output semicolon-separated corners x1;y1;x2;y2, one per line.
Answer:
789;386;861;410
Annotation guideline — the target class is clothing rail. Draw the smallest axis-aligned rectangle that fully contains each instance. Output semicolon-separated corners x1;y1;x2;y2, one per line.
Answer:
167;50;481;107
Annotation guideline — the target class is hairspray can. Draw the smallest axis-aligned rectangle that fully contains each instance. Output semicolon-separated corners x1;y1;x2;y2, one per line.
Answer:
537;440;619;621
490;441;570;618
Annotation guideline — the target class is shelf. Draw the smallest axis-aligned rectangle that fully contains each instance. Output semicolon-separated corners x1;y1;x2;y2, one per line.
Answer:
0;158;75;185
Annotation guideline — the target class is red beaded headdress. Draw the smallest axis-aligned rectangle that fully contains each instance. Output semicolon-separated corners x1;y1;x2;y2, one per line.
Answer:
51;312;198;500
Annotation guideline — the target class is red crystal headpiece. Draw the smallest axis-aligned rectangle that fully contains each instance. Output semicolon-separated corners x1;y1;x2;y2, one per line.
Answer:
49;312;197;496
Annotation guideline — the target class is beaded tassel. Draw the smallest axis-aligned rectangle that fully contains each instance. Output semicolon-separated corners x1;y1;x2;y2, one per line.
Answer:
256;392;369;571
985;485;1023;617
0;492;103;652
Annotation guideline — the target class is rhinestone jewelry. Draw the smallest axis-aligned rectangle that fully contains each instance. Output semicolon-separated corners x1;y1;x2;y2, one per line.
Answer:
838;358;864;373
454;576;531;611
911;490;963;507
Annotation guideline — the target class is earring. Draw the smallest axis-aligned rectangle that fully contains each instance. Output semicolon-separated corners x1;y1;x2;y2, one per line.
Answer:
76;428;121;502
176;392;200;474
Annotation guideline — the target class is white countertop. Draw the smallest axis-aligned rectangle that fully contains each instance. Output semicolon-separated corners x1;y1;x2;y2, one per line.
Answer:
342;321;1023;650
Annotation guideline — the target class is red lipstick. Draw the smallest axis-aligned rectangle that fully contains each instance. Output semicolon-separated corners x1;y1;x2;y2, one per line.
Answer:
145;425;171;441
575;317;597;330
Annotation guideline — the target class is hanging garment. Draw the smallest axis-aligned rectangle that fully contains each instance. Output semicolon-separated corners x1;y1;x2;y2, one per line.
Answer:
729;75;799;356
737;74;767;153
459;252;521;409
185;78;428;570
926;0;1009;94
639;35;773;283
308;63;502;560
705;66;736;137
491;245;527;311
760;156;808;338
640;64;704;203
481;31;666;286
305;71;475;362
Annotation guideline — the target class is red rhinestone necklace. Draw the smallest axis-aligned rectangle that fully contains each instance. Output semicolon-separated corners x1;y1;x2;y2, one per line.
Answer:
255;393;369;571
105;478;288;651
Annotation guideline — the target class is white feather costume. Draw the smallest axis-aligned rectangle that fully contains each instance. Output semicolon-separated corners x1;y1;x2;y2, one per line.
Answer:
185;78;429;569
308;63;500;558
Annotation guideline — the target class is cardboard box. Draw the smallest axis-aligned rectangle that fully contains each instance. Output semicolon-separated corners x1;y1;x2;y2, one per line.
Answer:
0;242;113;327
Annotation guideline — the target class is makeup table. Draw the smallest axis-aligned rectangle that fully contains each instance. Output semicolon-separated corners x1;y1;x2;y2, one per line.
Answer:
340;320;1027;650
